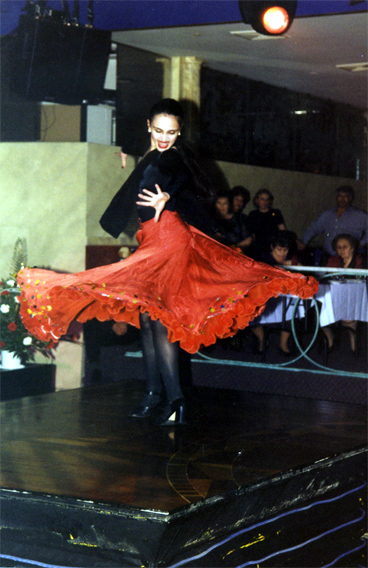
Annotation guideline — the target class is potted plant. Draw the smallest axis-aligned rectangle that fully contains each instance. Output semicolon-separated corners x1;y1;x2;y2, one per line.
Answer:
0;239;55;369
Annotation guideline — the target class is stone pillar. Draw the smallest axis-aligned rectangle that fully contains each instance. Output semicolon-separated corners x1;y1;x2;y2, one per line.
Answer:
157;56;203;147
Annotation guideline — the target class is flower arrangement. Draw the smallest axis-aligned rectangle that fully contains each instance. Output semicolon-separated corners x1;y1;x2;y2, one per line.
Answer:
0;239;55;364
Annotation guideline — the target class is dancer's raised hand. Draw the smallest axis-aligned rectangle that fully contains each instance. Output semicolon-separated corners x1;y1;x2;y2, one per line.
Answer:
115;149;128;168
137;184;170;222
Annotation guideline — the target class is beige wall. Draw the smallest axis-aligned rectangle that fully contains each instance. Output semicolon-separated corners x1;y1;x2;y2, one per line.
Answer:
0;142;88;390
1;141;366;390
0;142;88;272
86;146;137;245
0;141;139;271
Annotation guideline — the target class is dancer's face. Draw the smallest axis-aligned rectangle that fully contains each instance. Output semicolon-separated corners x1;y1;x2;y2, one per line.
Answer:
148;114;181;152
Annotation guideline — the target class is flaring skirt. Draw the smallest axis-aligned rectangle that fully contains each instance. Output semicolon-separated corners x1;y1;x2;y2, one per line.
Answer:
17;211;318;354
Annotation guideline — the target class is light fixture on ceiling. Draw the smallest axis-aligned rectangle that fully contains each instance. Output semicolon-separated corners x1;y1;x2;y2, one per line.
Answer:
293;110;320;115
238;1;297;35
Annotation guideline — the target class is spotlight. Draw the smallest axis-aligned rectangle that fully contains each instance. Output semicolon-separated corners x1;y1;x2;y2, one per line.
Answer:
238;1;297;35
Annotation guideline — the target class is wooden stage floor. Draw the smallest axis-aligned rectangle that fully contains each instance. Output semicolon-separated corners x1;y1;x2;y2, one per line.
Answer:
1;380;367;567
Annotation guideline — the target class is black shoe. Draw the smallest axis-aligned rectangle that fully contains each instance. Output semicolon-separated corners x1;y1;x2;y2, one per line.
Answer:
153;398;187;426
318;337;334;354
129;391;161;419
278;347;293;357
253;346;264;355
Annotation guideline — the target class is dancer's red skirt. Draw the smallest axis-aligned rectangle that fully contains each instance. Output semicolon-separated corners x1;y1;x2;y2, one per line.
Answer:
17;211;318;353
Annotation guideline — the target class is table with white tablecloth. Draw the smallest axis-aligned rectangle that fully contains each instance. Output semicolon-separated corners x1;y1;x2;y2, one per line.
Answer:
315;280;368;327
251;295;306;327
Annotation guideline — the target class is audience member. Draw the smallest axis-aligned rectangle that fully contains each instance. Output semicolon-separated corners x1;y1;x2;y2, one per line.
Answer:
213;192;252;252
230;185;251;215
321;233;366;354
230;185;252;248
251;232;300;356
328;233;365;270
302;185;367;262
247;189;286;259
259;231;299;266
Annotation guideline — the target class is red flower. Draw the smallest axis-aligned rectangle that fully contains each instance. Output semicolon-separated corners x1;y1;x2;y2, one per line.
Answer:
0;341;6;349
7;322;17;332
1;290;10;296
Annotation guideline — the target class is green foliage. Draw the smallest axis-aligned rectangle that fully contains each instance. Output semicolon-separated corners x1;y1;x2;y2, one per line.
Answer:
9;238;28;276
0;240;54;364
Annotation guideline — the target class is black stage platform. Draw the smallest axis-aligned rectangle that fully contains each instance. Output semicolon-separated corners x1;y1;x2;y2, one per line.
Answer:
1;378;367;567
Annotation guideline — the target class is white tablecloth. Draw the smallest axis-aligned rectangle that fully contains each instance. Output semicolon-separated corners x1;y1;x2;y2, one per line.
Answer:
315;280;368;327
252;295;306;326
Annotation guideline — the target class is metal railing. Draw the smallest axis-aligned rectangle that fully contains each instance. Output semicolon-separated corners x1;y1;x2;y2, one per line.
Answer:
195;267;368;379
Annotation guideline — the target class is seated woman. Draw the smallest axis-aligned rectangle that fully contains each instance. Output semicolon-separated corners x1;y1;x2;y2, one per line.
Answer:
327;233;365;269
251;232;300;356
213;192;252;252
322;233;366;353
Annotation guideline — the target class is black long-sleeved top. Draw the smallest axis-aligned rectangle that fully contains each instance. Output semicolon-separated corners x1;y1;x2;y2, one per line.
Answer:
100;148;216;238
100;149;190;238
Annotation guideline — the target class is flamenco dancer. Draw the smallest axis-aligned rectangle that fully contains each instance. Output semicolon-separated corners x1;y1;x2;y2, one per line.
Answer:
17;99;318;426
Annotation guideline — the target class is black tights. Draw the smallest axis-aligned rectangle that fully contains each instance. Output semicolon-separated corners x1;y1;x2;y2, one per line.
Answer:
139;312;183;403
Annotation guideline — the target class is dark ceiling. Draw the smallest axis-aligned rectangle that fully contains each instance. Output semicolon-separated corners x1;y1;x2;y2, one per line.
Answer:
1;0;367;34
2;1;367;109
